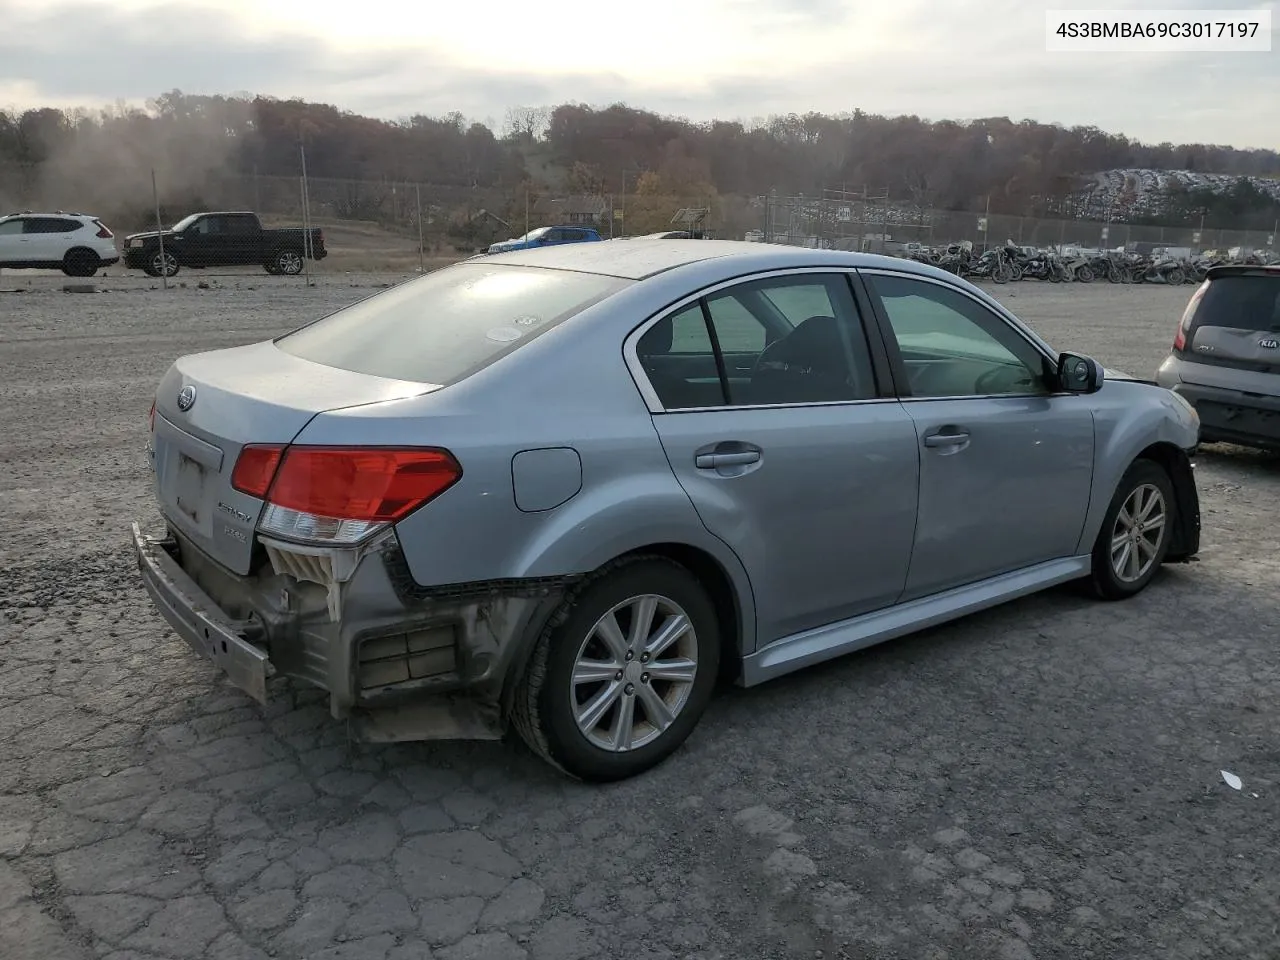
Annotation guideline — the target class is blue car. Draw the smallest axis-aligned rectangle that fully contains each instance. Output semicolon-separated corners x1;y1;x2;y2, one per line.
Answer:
487;225;604;255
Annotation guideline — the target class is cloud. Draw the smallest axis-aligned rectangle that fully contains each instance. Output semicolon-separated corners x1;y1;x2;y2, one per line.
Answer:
0;0;1276;149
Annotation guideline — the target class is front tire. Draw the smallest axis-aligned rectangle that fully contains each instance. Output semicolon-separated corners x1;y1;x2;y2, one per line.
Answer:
62;249;100;278
1087;460;1175;600
273;248;304;275
144;250;179;278
511;557;721;781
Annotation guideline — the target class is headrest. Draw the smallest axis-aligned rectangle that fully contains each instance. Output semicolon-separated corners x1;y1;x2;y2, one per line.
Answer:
763;315;843;365
641;314;674;354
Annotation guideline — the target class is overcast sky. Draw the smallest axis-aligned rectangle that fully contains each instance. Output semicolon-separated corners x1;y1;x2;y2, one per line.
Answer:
1;0;1276;149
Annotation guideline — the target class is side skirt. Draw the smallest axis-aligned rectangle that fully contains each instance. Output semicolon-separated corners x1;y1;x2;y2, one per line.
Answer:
740;555;1092;687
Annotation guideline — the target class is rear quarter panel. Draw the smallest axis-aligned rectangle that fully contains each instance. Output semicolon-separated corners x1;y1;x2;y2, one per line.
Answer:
291;280;760;653
1076;378;1200;553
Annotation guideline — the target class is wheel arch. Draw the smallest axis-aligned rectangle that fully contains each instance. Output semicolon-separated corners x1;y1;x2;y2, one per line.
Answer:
499;540;754;718
1132;441;1200;561
1078;388;1200;557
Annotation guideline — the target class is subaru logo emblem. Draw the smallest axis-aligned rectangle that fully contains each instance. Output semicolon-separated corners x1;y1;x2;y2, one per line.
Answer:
1260;338;1279;350
176;385;197;411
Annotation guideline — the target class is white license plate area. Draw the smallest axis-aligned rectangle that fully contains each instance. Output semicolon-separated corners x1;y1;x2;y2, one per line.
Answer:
174;452;206;524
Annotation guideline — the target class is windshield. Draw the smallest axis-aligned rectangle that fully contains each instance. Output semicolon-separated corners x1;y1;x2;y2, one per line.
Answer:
171;214;201;232
275;263;631;385
513;227;550;243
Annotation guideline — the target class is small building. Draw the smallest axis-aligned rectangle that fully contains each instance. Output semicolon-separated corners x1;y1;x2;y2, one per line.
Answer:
531;195;609;226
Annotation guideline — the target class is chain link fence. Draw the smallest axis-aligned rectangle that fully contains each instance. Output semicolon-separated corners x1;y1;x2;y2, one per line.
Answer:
754;193;1277;256
7;168;1273;278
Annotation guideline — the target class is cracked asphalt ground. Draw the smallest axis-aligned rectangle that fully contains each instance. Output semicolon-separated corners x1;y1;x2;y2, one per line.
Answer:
2;271;1277;960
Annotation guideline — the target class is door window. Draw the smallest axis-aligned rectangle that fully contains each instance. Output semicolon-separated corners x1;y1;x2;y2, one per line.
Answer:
865;273;1050;398
24;217;78;233
0;219;24;236
636;273;877;409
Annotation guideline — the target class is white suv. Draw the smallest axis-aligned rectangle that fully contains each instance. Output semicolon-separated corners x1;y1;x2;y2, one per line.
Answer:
0;212;121;277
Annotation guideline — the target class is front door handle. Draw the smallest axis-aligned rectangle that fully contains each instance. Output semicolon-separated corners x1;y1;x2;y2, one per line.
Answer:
922;431;970;448
695;450;761;469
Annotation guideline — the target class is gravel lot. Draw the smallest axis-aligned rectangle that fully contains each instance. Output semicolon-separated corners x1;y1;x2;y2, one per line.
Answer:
1;272;1277;960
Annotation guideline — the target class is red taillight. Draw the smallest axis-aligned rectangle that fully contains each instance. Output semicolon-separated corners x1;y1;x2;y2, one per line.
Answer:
94;220;113;239
232;445;462;520
1174;282;1206;353
267;447;461;521
231;443;286;498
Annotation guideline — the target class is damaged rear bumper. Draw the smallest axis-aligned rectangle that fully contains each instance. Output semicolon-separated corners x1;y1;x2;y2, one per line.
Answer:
132;521;273;703
130;520;574;743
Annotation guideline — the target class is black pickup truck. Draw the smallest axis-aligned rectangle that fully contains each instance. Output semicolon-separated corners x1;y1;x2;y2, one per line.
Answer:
122;210;327;277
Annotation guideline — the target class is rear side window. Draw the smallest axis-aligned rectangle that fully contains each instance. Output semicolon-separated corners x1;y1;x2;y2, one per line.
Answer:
1192;276;1280;333
276;263;631;385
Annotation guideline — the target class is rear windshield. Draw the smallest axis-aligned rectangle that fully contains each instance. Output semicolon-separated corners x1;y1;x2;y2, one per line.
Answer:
1193;275;1280;332
275;263;631;384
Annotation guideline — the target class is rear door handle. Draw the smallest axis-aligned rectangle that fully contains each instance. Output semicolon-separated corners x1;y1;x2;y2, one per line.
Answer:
922;431;970;448
695;450;761;469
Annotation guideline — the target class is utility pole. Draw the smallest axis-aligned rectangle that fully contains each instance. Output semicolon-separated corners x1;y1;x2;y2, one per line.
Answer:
416;183;424;273
299;142;313;286
151;168;167;291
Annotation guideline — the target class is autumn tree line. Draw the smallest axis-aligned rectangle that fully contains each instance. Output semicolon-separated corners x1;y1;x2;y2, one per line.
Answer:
1;90;1278;240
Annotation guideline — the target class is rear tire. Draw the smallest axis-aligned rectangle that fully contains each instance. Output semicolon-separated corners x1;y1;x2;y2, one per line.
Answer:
1087;459;1175;601
62;249;99;278
511;556;721;781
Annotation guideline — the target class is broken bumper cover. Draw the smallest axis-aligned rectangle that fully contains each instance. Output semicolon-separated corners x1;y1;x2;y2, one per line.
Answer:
131;521;274;704
131;520;580;742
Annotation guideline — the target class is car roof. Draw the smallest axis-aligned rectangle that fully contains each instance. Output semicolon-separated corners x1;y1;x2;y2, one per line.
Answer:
1;211;92;219
480;238;939;281
1205;264;1280;281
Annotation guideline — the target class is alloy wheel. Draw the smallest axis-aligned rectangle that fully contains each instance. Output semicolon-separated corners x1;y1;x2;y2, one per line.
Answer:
569;593;699;752
1109;483;1167;583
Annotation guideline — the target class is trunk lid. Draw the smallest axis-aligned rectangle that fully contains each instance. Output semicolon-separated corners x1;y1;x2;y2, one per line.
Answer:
1180;271;1280;379
151;340;438;574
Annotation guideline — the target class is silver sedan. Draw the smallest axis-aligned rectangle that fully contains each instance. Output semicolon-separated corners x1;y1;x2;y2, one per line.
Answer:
133;240;1202;781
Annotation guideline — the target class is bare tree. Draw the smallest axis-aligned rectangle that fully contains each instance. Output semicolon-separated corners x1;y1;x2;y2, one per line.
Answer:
502;106;550;143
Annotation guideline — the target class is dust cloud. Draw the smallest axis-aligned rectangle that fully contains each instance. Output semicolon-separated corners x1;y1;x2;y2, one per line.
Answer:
1;94;250;232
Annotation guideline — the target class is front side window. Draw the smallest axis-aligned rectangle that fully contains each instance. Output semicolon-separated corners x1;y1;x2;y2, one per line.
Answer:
0;218;25;236
865;273;1050;398
277;263;631;385
636;273;877;409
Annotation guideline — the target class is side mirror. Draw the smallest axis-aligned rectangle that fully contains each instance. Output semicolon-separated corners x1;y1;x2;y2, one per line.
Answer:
1057;352;1104;393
